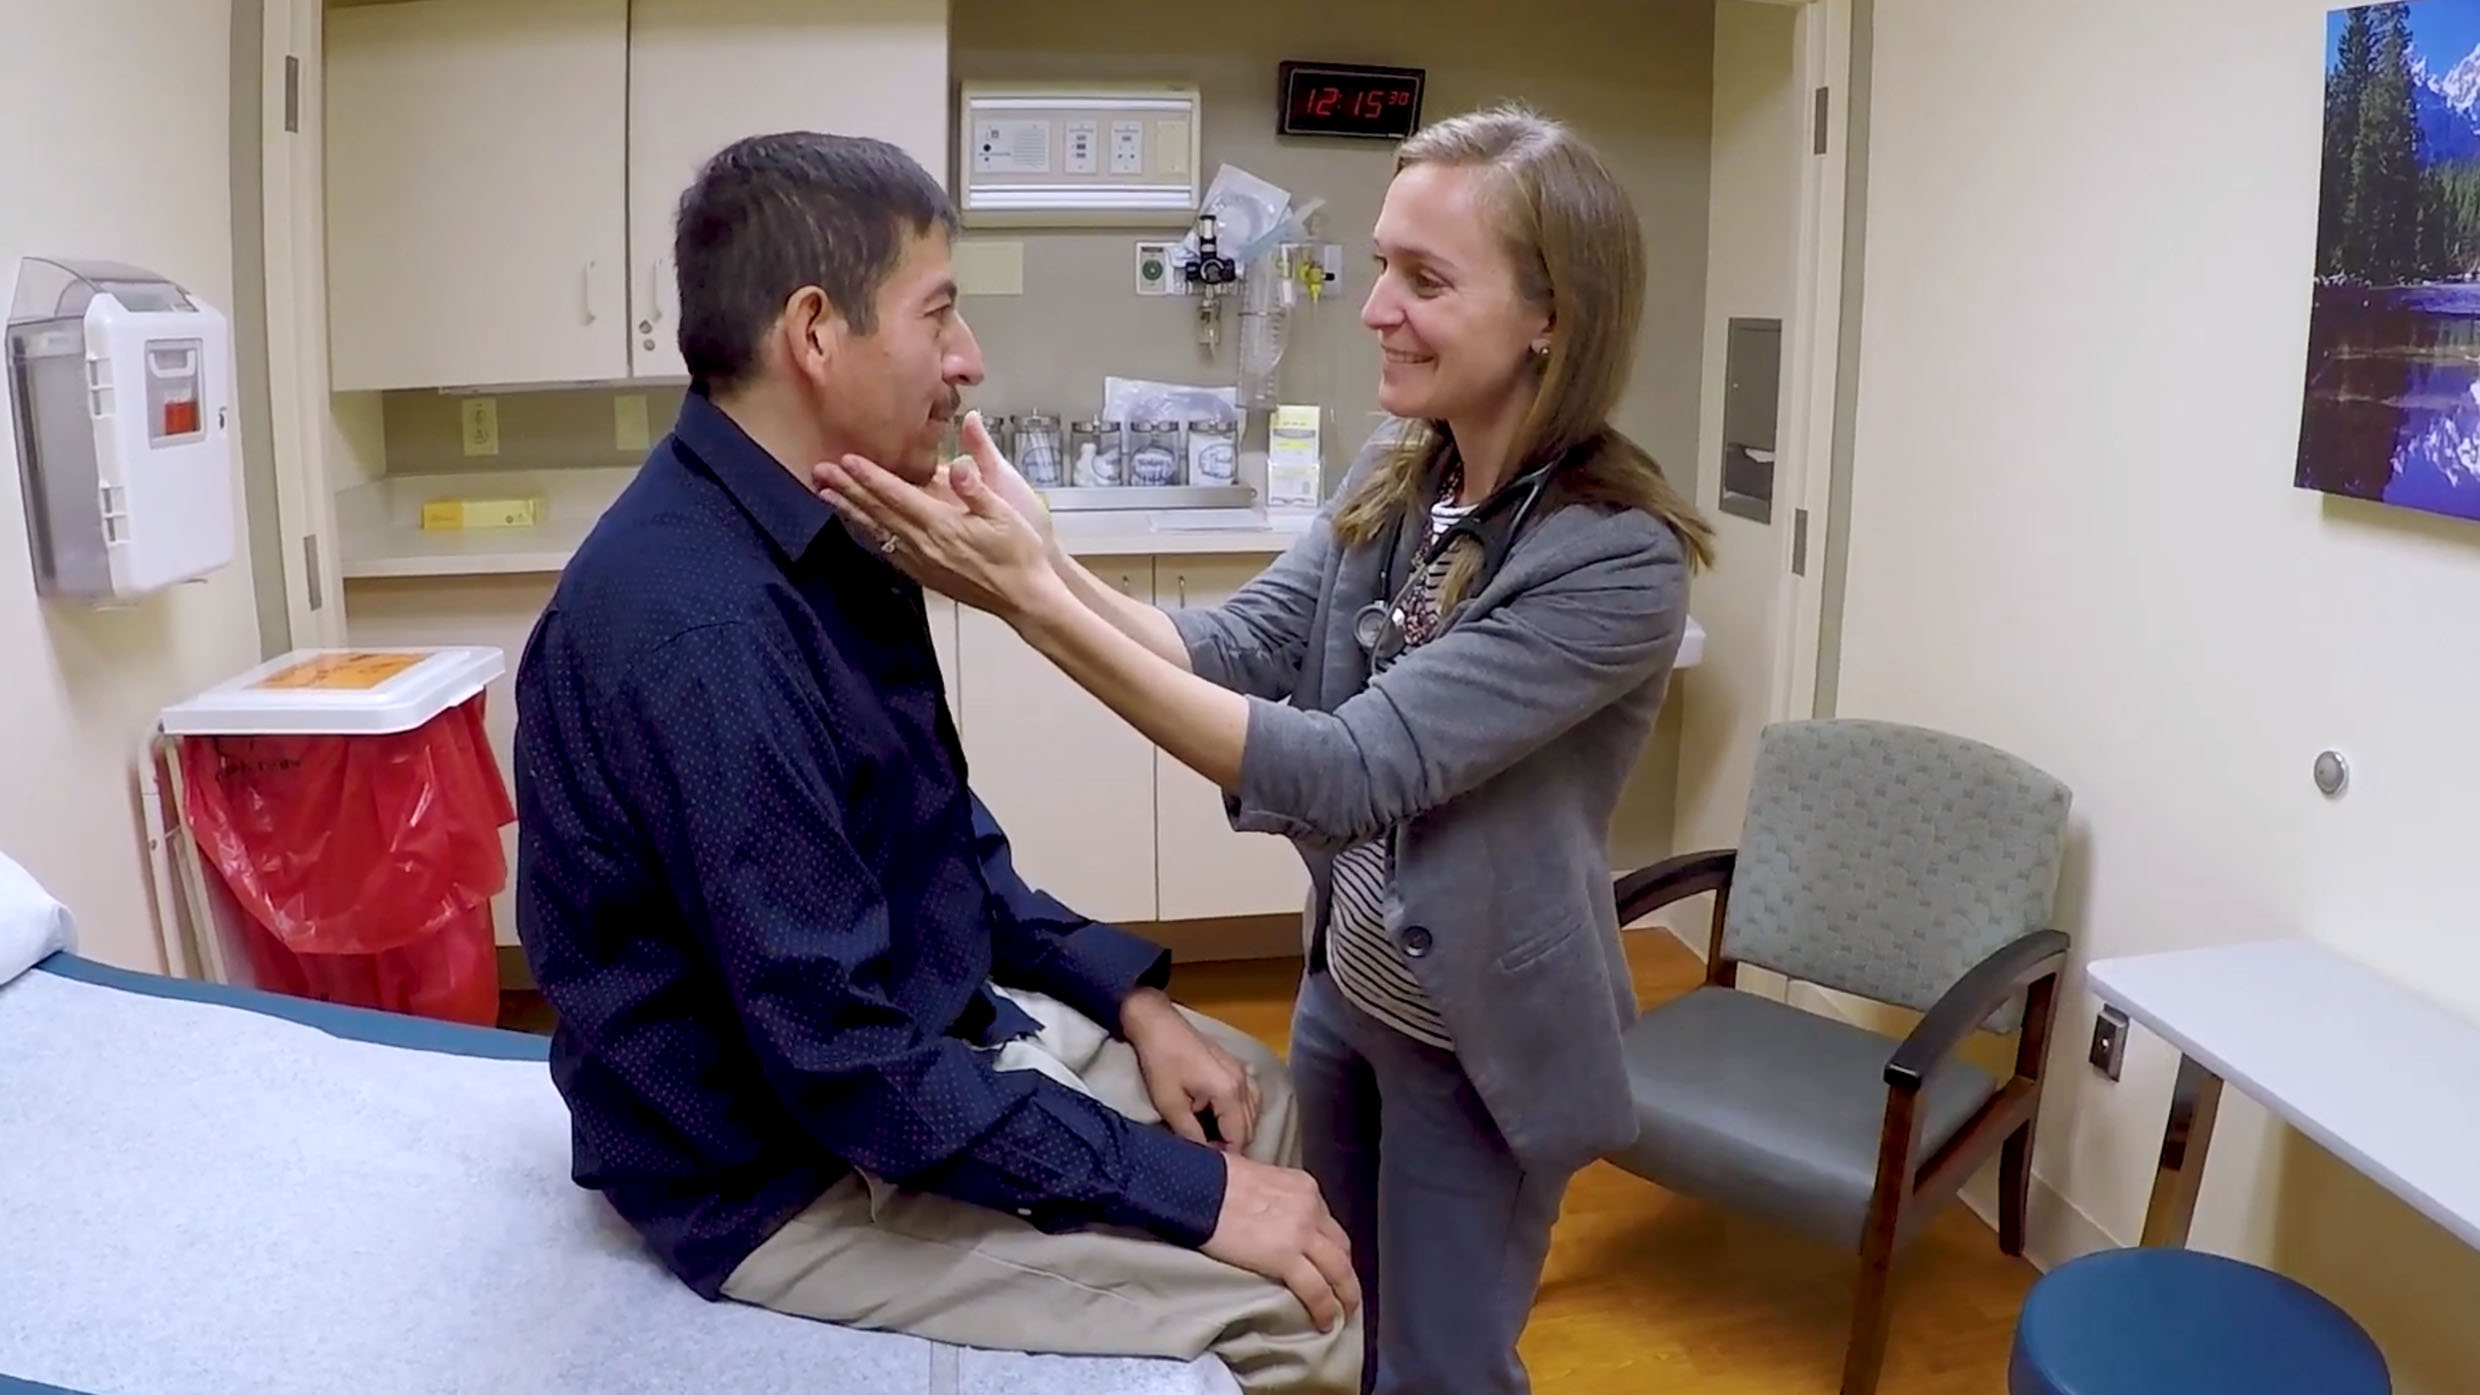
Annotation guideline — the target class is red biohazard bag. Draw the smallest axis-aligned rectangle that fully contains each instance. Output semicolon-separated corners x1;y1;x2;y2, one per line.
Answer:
177;693;515;1026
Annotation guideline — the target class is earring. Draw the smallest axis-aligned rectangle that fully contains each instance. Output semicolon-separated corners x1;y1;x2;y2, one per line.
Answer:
1531;342;1551;358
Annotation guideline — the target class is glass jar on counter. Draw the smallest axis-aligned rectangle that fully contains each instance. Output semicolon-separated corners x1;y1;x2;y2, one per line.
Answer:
1071;420;1126;486
979;413;1016;457
1014;414;1065;487
1185;419;1237;486
1127;420;1183;487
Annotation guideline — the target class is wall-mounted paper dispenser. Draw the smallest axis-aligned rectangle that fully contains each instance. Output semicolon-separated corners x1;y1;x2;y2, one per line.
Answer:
5;257;235;603
1719;316;1782;524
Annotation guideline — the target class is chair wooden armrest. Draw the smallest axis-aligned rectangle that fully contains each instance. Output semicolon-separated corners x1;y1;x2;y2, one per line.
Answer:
1887;928;2070;1090
1613;849;1740;988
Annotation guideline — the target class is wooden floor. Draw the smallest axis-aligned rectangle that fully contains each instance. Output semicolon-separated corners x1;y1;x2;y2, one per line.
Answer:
1172;932;2038;1395
502;929;2037;1392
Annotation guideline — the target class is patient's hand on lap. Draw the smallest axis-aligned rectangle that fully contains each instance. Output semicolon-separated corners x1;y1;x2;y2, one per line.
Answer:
1205;1154;1360;1333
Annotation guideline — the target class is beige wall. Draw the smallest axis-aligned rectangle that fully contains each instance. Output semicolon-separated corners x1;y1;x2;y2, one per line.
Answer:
1844;1;2480;1387
946;0;1713;494
373;0;1720;868
377;0;1718;501
0;0;264;969
1671;1;1801;864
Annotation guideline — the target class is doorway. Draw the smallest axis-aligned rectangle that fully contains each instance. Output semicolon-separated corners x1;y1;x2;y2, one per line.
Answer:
1669;0;1855;880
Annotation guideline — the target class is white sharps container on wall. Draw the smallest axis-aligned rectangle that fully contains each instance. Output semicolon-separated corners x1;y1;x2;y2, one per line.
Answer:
5;257;236;603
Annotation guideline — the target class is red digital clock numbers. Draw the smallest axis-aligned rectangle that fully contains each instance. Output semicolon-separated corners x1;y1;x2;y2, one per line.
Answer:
1297;85;1410;121
1278;62;1425;141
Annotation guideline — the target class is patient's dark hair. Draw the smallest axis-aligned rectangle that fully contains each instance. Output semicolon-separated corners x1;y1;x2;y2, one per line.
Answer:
672;131;957;395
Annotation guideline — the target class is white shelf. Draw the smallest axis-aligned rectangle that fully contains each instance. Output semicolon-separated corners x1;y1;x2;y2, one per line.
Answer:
2090;939;2480;1253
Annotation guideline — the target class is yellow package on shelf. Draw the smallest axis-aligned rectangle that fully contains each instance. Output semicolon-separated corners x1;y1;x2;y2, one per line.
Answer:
420;496;544;531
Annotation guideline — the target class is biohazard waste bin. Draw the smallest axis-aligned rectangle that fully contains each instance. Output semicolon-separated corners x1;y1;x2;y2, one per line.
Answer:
159;647;513;1027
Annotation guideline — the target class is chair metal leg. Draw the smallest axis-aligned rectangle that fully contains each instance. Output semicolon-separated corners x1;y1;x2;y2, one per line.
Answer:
2138;1052;2224;1247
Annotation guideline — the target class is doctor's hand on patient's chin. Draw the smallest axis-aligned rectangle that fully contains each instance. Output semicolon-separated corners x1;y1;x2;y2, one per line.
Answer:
813;429;1060;621
1207;1153;1361;1335
952;410;1054;551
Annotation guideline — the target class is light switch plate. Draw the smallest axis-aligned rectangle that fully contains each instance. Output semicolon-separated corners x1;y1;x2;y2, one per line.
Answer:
614;394;650;452
459;397;499;457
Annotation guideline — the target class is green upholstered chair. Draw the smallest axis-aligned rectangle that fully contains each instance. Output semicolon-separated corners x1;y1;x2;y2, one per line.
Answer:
1609;717;2073;1395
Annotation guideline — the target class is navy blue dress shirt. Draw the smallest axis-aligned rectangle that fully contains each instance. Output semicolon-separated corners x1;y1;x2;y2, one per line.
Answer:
512;390;1226;1298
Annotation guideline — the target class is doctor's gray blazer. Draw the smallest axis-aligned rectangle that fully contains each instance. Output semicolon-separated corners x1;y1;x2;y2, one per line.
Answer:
1165;434;1692;1177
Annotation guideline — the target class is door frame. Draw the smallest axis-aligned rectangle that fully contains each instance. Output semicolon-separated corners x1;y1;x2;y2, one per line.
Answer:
1745;0;1855;724
253;0;348;651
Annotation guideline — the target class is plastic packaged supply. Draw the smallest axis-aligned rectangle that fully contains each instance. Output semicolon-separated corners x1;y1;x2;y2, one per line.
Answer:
1266;404;1323;509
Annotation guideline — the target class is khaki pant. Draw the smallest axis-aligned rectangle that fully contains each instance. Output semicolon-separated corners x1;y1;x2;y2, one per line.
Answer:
723;987;1364;1393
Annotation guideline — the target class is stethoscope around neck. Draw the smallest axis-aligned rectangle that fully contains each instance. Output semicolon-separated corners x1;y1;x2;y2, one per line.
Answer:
1350;450;1570;665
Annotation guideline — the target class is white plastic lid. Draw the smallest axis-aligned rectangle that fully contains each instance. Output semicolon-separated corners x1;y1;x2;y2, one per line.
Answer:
159;646;504;736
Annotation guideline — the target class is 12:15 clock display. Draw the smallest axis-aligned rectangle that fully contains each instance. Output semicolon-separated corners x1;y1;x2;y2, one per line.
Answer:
1278;62;1425;140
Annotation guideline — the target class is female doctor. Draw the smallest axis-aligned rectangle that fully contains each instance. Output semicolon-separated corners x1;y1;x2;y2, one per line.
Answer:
817;103;1713;1395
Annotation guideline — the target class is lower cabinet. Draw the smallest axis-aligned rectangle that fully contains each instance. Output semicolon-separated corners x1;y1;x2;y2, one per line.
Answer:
953;562;1162;926
943;552;1311;927
342;573;558;947
1152;557;1314;922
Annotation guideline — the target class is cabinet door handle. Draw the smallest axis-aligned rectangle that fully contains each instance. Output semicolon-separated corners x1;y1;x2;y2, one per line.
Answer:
1176;574;1186;606
650;257;671;325
582;260;600;324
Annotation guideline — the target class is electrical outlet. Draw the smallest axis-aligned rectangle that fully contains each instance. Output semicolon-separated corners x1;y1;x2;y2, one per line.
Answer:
2089;1006;2128;1080
614;393;651;452
459;397;499;457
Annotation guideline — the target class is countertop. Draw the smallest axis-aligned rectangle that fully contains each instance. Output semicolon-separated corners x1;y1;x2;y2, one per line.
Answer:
336;473;1315;580
332;470;1703;668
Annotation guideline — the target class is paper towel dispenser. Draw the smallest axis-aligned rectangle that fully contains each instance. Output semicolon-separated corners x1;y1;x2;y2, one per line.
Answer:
1719;316;1782;524
5;257;236;603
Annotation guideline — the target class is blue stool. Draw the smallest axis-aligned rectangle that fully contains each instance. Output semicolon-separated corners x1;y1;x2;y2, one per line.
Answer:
2010;1247;2388;1394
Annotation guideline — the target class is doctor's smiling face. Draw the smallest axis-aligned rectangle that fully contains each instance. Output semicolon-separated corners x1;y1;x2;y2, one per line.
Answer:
673;131;984;485
1361;160;1553;430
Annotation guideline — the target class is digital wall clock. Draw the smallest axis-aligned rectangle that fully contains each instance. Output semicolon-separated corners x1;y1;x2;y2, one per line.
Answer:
1278;61;1425;141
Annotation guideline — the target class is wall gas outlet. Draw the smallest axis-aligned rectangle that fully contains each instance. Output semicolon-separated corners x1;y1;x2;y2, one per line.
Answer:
1135;241;1187;295
2089;1005;2129;1080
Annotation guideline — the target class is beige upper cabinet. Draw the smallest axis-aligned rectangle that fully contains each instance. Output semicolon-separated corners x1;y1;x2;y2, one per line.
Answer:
324;0;631;391
321;0;950;392
623;0;953;382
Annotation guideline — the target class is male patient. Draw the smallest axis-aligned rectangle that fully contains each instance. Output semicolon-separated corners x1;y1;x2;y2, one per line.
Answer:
511;131;1359;1392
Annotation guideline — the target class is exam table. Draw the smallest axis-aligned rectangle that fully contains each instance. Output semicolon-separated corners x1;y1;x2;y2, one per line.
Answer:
0;872;1240;1395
